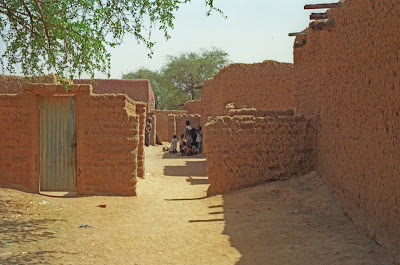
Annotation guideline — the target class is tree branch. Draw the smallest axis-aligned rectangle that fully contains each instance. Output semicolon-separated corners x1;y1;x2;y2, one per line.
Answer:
33;0;51;52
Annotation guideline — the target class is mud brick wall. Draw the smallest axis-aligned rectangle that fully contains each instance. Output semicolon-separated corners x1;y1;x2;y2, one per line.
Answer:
74;79;155;113
201;60;294;123
0;74;58;94
227;108;294;118
77;92;139;196
204;115;316;195
175;114;201;138
136;103;146;179
153;110;187;142
168;114;177;140
0;92;39;191
200;78;213;127
0;84;142;196
184;100;202;115
293;0;400;252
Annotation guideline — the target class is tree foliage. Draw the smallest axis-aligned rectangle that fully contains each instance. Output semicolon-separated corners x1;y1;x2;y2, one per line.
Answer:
122;67;187;110
163;48;229;100
123;48;230;110
0;0;222;79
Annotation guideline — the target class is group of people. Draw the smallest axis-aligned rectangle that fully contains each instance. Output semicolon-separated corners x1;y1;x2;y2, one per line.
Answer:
170;120;203;156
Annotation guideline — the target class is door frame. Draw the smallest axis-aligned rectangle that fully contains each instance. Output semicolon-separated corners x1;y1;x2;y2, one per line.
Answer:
39;94;77;192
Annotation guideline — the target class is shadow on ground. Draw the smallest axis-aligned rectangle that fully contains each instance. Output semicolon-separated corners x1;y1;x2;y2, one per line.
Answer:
0;199;75;264
219;172;397;264
162;152;205;160
164;161;207;180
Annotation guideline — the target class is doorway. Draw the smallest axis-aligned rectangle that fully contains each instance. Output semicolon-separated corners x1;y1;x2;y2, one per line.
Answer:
39;95;77;192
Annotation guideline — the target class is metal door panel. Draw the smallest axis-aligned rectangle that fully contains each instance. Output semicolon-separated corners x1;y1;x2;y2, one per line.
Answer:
40;96;76;191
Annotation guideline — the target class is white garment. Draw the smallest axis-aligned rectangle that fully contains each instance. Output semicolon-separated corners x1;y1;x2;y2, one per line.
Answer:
171;138;179;149
196;130;202;142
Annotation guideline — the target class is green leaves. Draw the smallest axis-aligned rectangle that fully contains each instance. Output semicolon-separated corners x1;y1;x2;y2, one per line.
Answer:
0;0;222;80
163;48;230;100
122;48;229;110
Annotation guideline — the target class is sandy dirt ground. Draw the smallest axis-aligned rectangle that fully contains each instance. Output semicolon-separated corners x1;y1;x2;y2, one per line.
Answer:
0;145;398;264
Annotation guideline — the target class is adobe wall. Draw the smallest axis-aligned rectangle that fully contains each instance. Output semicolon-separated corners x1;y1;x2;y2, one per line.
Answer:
74;79;155;113
0;84;143;196
204;114;316;195
184;100;202;115
152;110;187;142
293;0;400;252
200;60;294;125
136;103;147;179
0;74;58;94
0;92;39;191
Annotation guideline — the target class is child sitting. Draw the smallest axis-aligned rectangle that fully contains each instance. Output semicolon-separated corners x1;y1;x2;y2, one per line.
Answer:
170;135;178;153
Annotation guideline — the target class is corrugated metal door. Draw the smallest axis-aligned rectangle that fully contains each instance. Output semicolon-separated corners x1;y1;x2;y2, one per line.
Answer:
40;95;76;191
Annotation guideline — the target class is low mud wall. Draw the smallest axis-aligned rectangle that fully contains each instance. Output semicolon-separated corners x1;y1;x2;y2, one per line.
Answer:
204;114;316;195
0;84;142;196
0;74;58;94
74;79;155;113
293;0;400;252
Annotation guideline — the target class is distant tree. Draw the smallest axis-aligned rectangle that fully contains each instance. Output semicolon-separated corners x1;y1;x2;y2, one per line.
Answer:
123;48;229;109
122;68;187;110
0;0;222;80
162;48;230;100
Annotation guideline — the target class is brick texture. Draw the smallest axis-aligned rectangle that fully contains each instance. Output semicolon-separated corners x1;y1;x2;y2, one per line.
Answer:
200;60;294;126
152;110;187;142
0;74;58;94
293;0;400;252
0;92;39;191
0;84;143;196
204;114;316;195
184;100;202;115
74;79;155;113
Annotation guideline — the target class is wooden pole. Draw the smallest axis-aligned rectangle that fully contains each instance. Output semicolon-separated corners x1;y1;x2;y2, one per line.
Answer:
310;13;328;19
304;3;343;9
288;31;307;37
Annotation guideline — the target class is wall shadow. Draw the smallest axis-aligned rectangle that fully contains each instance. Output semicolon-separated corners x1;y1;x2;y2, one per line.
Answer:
162;152;205;160
217;173;396;264
163;161;207;178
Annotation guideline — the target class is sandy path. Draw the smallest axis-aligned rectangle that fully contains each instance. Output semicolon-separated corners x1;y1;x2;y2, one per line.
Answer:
0;145;398;264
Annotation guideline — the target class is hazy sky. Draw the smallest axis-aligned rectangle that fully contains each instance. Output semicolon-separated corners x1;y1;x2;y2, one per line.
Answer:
0;0;327;78
109;0;327;78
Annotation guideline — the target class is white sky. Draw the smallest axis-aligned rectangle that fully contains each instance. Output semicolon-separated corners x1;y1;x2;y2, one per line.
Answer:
110;0;327;79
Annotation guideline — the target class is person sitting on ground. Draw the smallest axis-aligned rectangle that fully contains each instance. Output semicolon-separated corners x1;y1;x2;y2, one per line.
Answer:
170;135;178;153
181;142;193;156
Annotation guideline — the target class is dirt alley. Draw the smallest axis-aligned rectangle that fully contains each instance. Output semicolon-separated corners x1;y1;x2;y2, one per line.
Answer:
0;145;398;264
